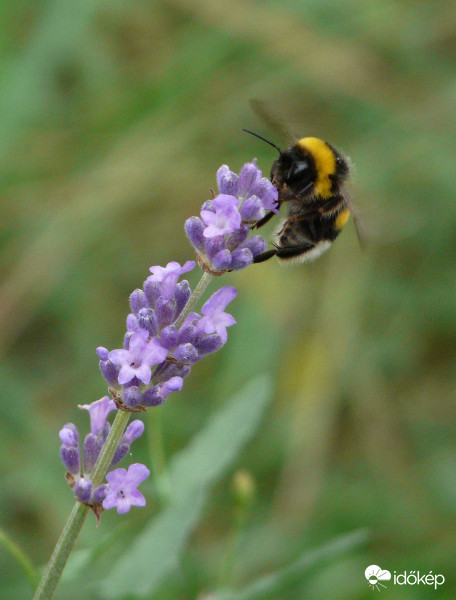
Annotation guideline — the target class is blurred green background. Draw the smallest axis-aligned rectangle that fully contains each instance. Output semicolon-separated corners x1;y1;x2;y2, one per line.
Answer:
1;0;455;598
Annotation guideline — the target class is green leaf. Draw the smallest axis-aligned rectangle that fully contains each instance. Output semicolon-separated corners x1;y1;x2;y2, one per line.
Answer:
98;374;273;599
215;529;369;600
0;0;105;164
0;526;38;590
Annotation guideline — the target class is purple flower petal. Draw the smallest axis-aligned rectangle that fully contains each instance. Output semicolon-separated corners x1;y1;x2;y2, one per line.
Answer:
148;261;195;283
197;287;237;344
78;396;116;436
217;164;239;196
108;331;168;386
103;463;150;514
201;195;241;238
148;261;196;301
202;286;238;315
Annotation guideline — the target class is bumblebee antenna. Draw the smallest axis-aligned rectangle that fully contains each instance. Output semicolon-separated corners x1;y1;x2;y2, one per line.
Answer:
242;128;282;155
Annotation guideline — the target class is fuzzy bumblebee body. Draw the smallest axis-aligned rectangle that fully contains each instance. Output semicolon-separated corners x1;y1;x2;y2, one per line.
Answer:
246;131;356;264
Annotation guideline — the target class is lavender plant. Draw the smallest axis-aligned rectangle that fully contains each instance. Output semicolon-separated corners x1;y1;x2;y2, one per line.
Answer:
33;159;278;600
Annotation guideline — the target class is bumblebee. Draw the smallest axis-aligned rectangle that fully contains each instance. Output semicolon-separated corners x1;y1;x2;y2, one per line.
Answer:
244;129;361;263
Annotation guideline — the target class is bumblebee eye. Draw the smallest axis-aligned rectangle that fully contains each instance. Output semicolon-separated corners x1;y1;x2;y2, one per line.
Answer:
287;160;311;182
286;160;314;194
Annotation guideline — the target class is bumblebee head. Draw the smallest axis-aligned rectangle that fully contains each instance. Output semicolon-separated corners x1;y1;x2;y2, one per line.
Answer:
242;128;349;201
272;147;316;196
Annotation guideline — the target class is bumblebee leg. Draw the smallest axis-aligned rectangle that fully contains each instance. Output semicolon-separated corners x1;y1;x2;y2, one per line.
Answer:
253;248;277;263
252;210;276;230
275;242;315;260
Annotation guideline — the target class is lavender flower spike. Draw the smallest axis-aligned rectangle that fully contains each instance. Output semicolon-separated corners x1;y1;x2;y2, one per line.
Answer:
185;160;277;274
103;463;150;514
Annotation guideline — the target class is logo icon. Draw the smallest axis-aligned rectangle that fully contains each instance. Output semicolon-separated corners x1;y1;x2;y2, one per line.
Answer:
365;565;392;591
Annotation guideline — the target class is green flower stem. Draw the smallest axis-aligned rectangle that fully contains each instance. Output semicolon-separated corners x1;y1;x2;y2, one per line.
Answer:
175;271;213;328
33;409;131;600
32;501;88;600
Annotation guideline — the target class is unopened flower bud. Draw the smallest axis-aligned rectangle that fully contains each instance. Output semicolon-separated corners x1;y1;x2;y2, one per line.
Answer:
129;289;148;314
225;225;250;251
74;477;93;503
122;420;145;445
97;348;120;386
59;423;80;474
240;196;263;223
194;335;224;355
211;249;232;271
174;280;191;317
59;423;79;447
141;376;184;407
242;235;267;258
160;325;179;349
123;385;142;408
126;313;139;332
111;443;129;467
155;297;176;329
143;279;161;307
137;308;158;337
217;164;239;196
231;469;256;509
185;217;206;251
94;484;108;504
83;433;103;473
60;447;80;475
231;248;253;270
173;343;198;363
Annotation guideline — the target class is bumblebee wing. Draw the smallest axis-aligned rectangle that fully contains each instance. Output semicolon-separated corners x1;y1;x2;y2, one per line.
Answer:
249;99;298;142
342;189;368;249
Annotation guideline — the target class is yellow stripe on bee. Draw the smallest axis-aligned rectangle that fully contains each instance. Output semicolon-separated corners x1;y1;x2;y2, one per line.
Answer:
297;137;336;199
335;208;350;230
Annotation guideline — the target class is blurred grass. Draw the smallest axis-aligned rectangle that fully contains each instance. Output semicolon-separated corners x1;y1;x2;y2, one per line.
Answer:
0;0;455;598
